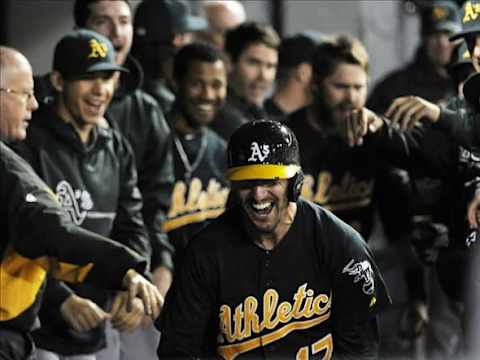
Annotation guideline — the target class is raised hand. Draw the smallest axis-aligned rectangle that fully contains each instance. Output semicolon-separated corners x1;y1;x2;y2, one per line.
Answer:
385;96;440;129
344;107;384;147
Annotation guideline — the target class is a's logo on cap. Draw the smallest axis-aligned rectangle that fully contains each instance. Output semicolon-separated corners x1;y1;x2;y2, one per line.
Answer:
88;38;108;59
463;49;472;59
432;6;448;21
463;1;480;24
248;142;270;162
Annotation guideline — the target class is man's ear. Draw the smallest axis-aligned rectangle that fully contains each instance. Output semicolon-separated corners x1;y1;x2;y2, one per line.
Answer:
49;71;65;93
295;63;313;85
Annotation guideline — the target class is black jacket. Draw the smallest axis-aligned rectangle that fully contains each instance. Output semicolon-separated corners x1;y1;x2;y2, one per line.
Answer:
106;55;175;271
13;105;150;354
0;141;147;334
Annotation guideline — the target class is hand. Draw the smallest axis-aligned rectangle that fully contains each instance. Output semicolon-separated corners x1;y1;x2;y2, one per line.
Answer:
467;190;480;228
344;107;384;147
385;96;440;129
60;294;111;332
152;265;173;299
110;292;144;332
399;301;429;340
122;269;164;319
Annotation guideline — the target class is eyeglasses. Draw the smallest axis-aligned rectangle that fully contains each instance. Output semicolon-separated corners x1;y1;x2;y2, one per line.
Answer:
0;88;35;103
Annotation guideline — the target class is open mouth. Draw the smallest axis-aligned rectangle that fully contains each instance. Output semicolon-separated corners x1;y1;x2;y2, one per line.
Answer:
85;99;104;115
196;103;214;113
249;201;274;216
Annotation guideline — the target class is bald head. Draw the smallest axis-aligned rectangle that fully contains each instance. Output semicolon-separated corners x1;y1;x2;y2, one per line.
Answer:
0;46;38;142
0;46;32;85
198;0;246;50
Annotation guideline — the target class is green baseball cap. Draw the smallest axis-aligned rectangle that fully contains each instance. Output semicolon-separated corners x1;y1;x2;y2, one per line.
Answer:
53;29;128;79
420;1;461;36
451;0;480;40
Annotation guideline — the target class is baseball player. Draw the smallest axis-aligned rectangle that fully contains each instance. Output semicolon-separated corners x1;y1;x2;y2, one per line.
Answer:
157;120;391;359
163;42;230;267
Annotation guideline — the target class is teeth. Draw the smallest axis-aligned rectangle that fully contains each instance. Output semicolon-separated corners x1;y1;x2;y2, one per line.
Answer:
197;104;213;111
252;202;271;210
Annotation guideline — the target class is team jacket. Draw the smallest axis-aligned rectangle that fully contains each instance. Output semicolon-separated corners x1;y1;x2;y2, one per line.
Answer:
164;120;230;267
13;105;150;354
0;141;146;333
158;199;391;359
107;55;175;271
34;55;175;272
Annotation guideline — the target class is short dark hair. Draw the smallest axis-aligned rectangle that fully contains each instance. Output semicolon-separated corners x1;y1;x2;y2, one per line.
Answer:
224;21;280;63
73;0;131;27
174;42;225;83
311;34;369;84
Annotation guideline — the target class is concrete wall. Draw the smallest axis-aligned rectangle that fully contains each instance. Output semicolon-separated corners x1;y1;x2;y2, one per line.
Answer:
4;0;420;88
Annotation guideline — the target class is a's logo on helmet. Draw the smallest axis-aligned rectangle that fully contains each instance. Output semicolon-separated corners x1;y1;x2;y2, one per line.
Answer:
248;142;270;162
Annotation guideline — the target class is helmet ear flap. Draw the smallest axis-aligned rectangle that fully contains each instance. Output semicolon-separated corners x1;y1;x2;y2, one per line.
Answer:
288;170;304;202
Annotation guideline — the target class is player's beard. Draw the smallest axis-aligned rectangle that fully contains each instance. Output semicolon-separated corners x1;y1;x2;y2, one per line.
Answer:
179;103;203;130
241;193;288;235
312;94;356;137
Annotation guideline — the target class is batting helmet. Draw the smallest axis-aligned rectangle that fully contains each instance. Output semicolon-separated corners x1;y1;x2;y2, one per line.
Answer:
227;120;304;202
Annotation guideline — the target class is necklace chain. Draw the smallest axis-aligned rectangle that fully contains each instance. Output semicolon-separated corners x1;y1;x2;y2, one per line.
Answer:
173;130;208;182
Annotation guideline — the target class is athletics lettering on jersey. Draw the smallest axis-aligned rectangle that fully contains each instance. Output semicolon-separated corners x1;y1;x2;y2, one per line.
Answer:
163;177;229;232
342;259;375;296
217;284;331;360
301;171;374;211
248;142;270;162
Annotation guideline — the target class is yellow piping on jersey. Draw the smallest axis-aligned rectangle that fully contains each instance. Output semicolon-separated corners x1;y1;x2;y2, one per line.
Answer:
218;313;331;360
163;208;225;232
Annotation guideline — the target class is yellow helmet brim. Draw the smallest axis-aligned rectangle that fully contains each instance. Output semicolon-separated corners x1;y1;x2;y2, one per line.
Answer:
227;164;301;181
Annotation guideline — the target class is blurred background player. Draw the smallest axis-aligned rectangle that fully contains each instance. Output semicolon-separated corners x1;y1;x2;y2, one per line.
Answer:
132;0;207;113
209;21;280;140
264;31;326;122
196;0;246;50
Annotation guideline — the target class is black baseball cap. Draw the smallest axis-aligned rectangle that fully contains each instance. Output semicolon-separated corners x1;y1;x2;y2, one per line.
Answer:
134;0;207;43
53;29;128;79
278;32;326;69
420;1;461;36
451;0;480;40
